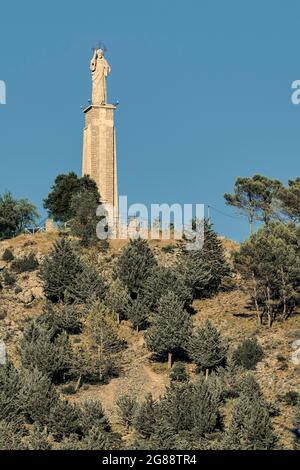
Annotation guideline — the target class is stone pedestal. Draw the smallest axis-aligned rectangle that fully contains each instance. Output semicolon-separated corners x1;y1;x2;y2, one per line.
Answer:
82;104;118;221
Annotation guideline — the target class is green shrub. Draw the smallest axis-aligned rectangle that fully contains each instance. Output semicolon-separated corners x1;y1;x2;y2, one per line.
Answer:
281;391;299;406
170;362;189;382
232;338;263;370
38;238;84;302
2;248;14;262
79;400;110;435
113;238;157;298
0;309;7;320
47;399;80;441
11;253;39;273
116;395;138;431
2;270;16;287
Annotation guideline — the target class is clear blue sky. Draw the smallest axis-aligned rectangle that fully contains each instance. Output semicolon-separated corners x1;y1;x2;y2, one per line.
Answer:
1;0;300;241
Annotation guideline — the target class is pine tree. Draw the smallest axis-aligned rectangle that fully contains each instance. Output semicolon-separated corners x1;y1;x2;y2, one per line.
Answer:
104;279;130;323
79;400;110;435
191;375;222;437
142;265;193;311
47;399;80;441
69;188;100;246
158;382;194;435
18;367;58;425
72;301;125;384
19;321;72;382
79;427;112;450
0;363;22;423
116;395;138;431
188;319;227;377
145;291;192;367
84;301;125;355
226;392;277;449
66;262;106;304
127;299;149;331
40;302;82;335
113;238;157;298
178;221;230;300
134;394;157;438
38;238;84;302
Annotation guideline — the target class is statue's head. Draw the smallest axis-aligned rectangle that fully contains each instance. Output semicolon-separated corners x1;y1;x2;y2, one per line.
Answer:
96;49;104;58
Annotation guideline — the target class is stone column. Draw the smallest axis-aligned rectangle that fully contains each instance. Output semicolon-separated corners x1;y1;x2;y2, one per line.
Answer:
82;103;118;223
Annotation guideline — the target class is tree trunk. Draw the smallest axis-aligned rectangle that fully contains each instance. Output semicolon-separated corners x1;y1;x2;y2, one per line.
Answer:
116;312;120;324
168;352;173;369
205;368;209;380
75;374;82;392
249;221;253;237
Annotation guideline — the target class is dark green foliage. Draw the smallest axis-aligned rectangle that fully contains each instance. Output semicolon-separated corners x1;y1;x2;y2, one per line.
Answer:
281;391;299;406
2;248;14;262
232;338;263;370
127;299;149;331
79;427;113;450
145;291;192;362
277;177;300;223
142;265;193;310
226;391;277;450
69;188;101;246
0;191;39;239
38;238;84;302
224;174;283;231
114;238;157;298
104;279;130;323
19;321;72;382
178;221;230;300
150;377;222;448
134;394;156;438
11;253;39;273
39;303;82;334
47;399;80;440
18;367;58;425
170;361;189;382
43;172;99;223
66;262;106;304
2;269;16;287
116;395;138;430
237;373;262;398
79;400;110;435
0;363;23;423
235;222;300;326
188;319;227;373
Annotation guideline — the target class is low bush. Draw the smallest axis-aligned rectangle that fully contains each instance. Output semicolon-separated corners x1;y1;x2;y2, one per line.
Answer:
11;253;39;273
231;338;263;370
2;249;14;262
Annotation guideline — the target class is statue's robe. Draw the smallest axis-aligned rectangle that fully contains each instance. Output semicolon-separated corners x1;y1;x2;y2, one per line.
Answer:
90;56;110;104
